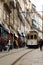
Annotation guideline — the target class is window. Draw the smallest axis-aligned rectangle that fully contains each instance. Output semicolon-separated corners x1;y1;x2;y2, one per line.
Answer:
30;35;33;39
23;0;27;5
28;35;29;39
4;11;9;24
26;34;30;39
34;35;37;39
29;0;31;2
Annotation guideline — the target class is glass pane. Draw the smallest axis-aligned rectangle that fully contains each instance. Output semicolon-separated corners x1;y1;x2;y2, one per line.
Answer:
28;35;29;39
30;35;33;39
34;35;37;39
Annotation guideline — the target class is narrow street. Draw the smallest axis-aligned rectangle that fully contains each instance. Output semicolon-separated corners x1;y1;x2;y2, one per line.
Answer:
0;0;43;65
13;48;43;65
0;47;33;65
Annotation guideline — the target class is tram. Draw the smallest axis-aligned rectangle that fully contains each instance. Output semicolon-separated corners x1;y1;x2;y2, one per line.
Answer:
26;30;39;48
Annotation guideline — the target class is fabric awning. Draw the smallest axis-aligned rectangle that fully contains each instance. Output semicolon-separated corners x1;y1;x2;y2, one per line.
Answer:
0;24;9;34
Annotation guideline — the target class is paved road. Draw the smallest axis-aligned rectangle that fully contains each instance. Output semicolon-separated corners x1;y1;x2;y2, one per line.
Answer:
14;48;43;65
0;47;33;65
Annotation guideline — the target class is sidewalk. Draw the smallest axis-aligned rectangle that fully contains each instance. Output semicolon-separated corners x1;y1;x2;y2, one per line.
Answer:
0;48;32;65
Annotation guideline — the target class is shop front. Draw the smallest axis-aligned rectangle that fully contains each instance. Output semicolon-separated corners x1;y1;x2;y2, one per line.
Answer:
0;24;9;51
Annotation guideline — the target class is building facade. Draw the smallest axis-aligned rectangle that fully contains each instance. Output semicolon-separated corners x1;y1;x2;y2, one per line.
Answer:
0;0;42;40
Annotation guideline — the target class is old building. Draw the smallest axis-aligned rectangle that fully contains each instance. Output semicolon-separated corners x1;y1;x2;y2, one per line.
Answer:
0;0;42;40
31;3;42;39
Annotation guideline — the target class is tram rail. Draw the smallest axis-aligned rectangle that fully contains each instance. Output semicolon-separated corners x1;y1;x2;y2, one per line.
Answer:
12;49;35;65
0;47;28;59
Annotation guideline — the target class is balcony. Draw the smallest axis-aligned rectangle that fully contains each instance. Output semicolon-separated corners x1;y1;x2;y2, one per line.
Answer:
9;0;16;9
31;19;42;32
0;0;5;2
4;3;11;14
25;11;31;27
32;4;36;10
16;1;21;12
32;19;38;28
18;12;25;26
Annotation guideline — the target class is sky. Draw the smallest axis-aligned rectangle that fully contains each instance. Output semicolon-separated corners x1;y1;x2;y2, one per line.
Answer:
30;0;43;15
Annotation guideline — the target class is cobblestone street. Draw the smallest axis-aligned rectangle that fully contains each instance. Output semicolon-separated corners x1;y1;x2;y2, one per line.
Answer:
14;48;43;65
0;47;32;65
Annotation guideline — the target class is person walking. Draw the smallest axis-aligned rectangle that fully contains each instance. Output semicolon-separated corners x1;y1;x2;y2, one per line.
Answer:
39;39;43;51
15;38;19;48
7;40;11;51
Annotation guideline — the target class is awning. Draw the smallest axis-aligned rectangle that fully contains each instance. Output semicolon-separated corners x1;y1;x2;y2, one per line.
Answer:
14;34;17;39
15;34;18;38
17;30;22;36
10;0;16;9
0;24;9;34
21;32;25;37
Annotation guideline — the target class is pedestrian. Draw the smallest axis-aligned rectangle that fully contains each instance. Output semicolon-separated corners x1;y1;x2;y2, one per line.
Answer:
15;38;19;48
18;36;21;48
7;40;11;51
39;39;43;51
